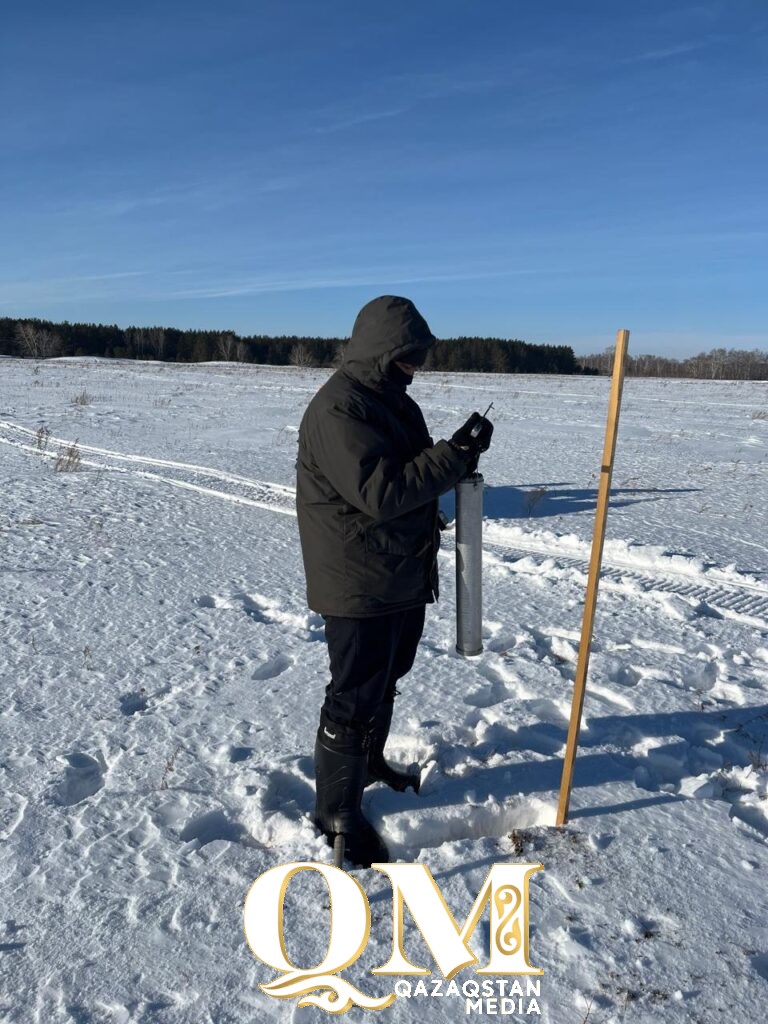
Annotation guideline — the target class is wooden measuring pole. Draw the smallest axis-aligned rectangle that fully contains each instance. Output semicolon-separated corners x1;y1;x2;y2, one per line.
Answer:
556;329;630;826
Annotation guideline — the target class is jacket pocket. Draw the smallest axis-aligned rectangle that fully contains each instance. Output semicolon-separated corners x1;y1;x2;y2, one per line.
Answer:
364;524;430;558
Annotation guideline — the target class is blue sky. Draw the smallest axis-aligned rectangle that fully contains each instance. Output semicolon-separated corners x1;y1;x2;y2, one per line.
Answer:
1;0;766;356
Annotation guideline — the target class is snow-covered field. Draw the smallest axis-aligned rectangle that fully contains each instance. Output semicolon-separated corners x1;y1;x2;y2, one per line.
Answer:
1;357;767;1023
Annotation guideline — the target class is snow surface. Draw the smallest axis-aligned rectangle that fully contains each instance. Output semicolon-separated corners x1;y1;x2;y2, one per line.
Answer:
1;357;767;1023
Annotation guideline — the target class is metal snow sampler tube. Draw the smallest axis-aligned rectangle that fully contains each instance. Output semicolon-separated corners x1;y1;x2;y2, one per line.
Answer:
455;471;484;656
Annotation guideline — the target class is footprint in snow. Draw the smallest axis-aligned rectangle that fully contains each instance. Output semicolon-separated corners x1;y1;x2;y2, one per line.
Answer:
252;652;292;680
195;594;233;609
179;810;249;848
621;913;678;942
229;745;253;763
260;770;315;815
119;690;149;716
55;752;106;807
201;591;326;641
523;696;571;726
243;770;318;847
750;953;768;984
692;599;724;620
689;655;719;692
607;661;642;688
464;673;512;709
508;722;566;757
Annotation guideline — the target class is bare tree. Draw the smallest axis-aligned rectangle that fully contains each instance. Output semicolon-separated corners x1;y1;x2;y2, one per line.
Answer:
580;345;768;380
290;343;315;368
16;321;61;359
147;327;166;359
128;327;165;360
126;328;142;357
216;332;238;361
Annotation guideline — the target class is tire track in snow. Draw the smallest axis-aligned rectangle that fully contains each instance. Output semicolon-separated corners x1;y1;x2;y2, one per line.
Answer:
0;420;296;517
483;523;768;624
5;417;765;620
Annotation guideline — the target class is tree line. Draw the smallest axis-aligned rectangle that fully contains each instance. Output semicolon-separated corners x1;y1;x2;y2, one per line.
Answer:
580;347;768;380
2;316;764;379
0;316;586;375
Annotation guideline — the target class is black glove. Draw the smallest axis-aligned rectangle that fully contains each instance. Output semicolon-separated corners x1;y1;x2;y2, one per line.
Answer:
463;451;480;476
449;412;494;454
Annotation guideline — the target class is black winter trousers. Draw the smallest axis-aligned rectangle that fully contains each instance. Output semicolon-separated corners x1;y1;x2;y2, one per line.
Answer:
321;604;427;728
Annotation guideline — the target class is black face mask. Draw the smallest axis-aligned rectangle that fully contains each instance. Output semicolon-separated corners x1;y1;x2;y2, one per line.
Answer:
386;361;415;388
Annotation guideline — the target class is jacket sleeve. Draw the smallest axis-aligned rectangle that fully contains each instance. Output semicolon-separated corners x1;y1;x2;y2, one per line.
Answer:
312;402;472;522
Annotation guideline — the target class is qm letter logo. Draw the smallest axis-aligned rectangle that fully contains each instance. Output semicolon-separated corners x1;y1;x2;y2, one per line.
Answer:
244;861;543;1013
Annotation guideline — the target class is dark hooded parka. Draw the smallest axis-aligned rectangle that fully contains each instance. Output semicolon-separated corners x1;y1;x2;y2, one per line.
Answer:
296;295;473;617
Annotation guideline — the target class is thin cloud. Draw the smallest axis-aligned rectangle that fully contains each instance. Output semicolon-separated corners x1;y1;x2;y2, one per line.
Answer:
313;106;409;134
0;263;564;308
53;173;301;218
311;67;497;134
0;269;153;307
382;70;497;100
623;41;711;62
162;265;559;300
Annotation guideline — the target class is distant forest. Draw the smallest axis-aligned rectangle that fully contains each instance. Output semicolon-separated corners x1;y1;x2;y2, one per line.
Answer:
1;316;765;379
0;316;587;375
580;347;768;380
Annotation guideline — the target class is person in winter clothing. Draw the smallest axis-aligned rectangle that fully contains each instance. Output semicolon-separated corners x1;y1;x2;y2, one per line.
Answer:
296;295;493;866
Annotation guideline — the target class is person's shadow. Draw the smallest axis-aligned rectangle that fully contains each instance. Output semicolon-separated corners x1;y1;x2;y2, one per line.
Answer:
370;702;768;835
440;482;700;521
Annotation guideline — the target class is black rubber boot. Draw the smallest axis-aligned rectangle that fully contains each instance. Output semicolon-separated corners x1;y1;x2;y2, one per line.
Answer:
313;710;389;868
364;701;421;793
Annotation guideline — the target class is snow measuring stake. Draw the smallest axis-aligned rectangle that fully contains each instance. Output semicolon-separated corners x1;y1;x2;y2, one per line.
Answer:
557;329;630;826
